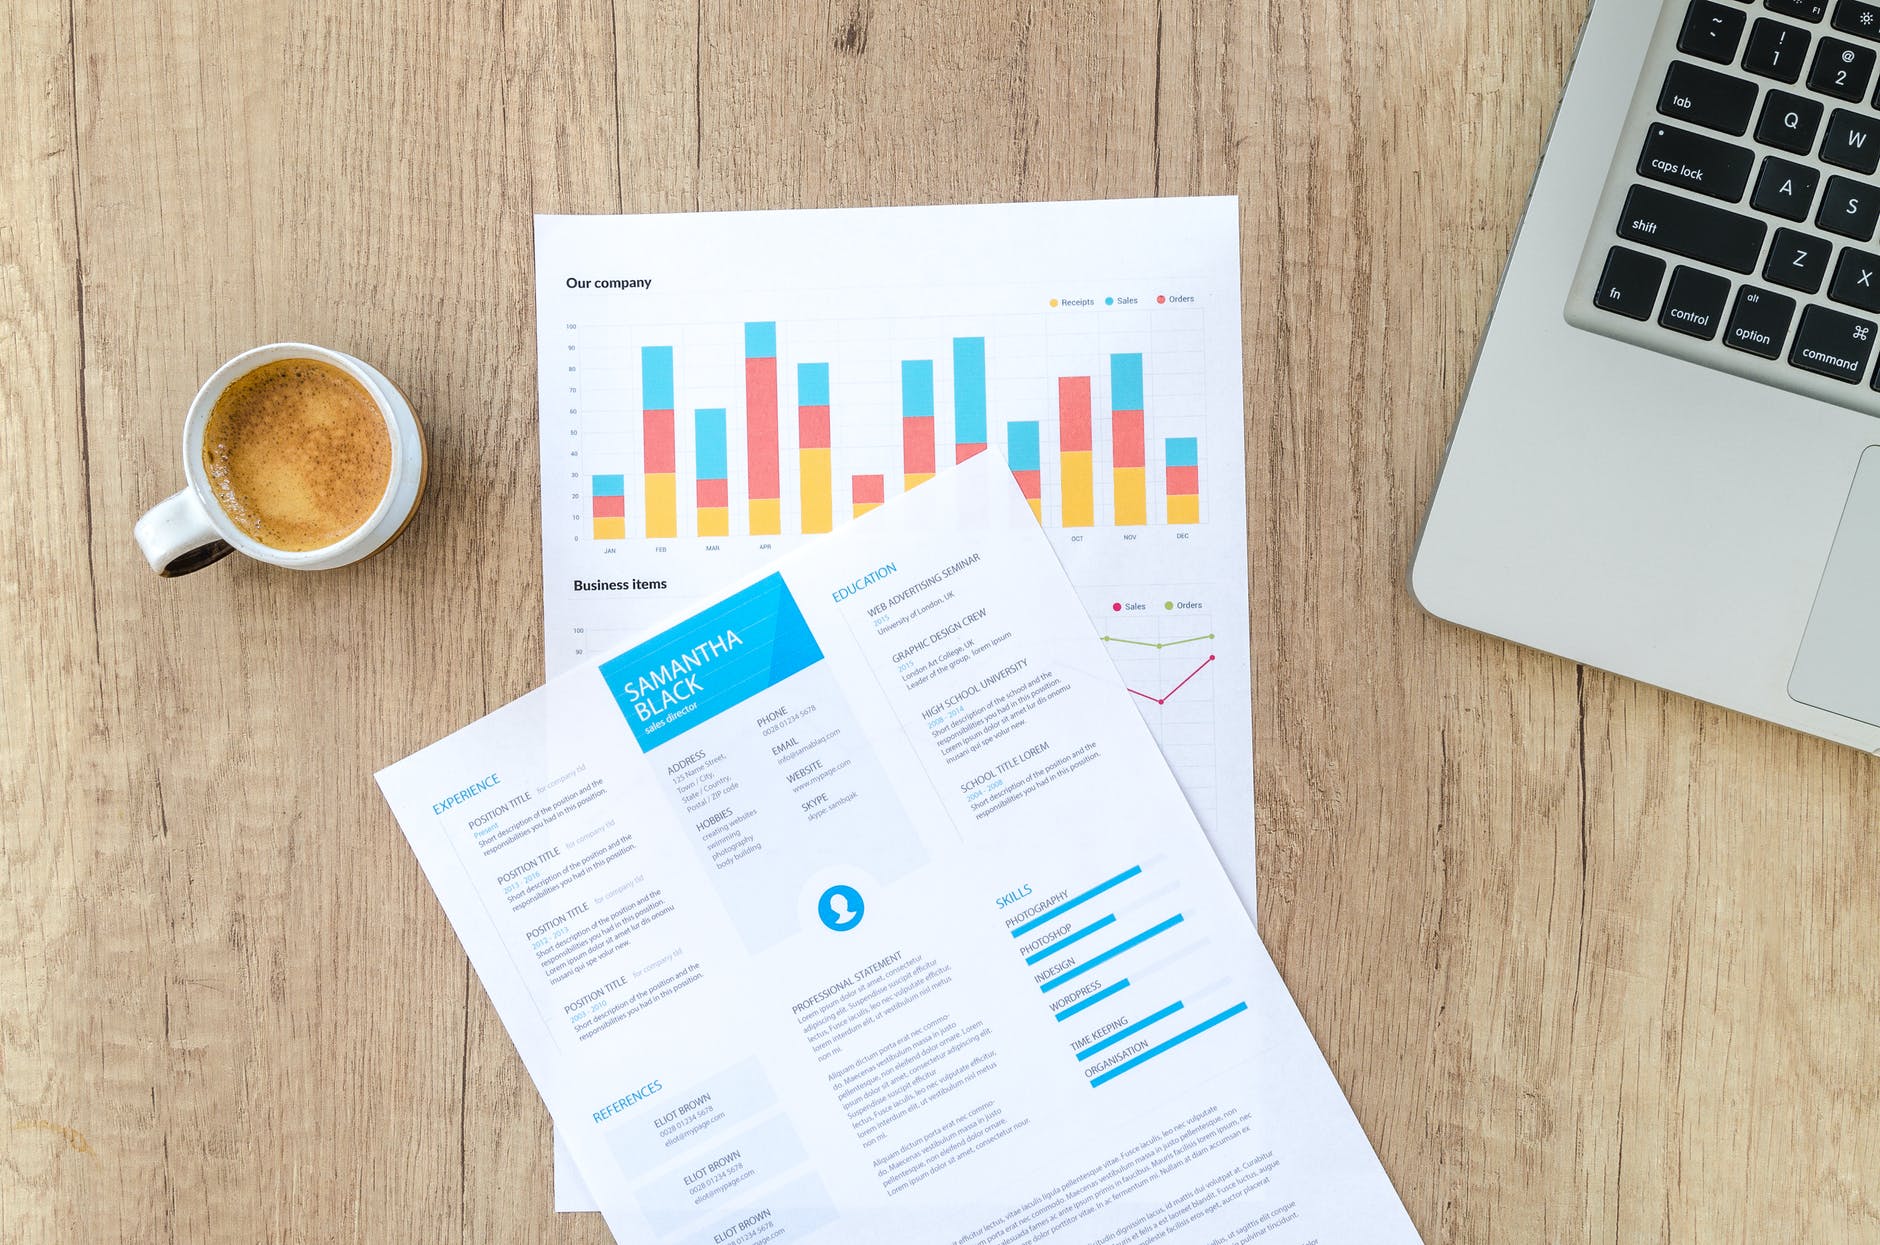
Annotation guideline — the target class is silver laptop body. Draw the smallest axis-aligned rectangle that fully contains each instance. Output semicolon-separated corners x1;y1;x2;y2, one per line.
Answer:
1416;0;1880;752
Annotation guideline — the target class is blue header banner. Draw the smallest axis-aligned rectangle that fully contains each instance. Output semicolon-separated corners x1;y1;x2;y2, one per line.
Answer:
600;573;823;750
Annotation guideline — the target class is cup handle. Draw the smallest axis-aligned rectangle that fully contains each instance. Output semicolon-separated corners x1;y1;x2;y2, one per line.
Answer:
134;489;234;577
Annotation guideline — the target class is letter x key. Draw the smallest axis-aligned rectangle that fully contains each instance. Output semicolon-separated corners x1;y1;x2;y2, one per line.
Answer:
1831;246;1880;313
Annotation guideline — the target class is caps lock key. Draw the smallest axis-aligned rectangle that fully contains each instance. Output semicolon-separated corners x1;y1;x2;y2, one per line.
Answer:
1637;124;1756;201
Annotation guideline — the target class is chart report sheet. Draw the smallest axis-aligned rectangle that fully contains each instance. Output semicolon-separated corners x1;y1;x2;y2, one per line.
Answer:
379;458;1420;1245
533;199;1254;907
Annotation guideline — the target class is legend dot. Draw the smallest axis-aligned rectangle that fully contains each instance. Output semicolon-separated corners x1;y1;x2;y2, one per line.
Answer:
1111;602;1123;612
1156;294;1166;304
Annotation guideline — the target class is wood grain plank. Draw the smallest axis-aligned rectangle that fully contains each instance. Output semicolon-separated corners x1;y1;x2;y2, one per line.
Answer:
0;2;150;1240
1248;3;1601;1244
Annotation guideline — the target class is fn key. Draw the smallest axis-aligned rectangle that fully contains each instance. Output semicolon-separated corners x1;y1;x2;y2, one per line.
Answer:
1594;246;1666;320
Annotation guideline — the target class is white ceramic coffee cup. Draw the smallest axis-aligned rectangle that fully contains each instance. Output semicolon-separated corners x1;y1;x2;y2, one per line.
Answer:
134;343;427;576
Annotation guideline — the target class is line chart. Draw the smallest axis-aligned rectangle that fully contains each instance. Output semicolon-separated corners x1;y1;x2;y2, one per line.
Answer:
1124;654;1216;705
1101;631;1214;652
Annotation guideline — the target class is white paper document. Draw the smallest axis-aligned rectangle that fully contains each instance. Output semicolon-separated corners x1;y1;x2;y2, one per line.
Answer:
378;459;1420;1245
532;199;1255;910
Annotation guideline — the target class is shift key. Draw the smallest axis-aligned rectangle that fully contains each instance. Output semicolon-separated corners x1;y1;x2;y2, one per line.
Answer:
1618;184;1768;274
1637;123;1755;201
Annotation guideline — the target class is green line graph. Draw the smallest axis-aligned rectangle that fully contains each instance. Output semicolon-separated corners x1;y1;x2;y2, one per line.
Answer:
1099;632;1213;651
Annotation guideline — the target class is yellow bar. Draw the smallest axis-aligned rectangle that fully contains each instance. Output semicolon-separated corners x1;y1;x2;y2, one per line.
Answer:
749;497;781;536
1167;493;1199;525
698;507;729;537
645;474;677;539
1061;451;1094;527
1027;497;1043;522
800;449;832;534
903;472;933;492
1113;466;1147;526
592;517;626;540
853;501;880;519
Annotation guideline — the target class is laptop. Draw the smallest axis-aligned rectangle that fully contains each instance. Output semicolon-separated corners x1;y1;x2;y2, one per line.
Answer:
1415;0;1880;752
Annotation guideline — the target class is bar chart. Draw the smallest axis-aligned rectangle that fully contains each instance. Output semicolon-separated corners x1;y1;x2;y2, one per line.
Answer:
569;316;1210;543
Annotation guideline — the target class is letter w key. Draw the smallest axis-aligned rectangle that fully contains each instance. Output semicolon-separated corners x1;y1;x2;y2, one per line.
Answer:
1823;108;1880;174
1831;247;1880;311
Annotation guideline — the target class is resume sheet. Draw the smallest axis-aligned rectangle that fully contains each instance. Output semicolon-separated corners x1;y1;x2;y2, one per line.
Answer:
379;458;1419;1245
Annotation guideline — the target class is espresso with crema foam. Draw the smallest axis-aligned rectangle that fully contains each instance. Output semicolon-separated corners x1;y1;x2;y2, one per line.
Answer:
201;358;392;552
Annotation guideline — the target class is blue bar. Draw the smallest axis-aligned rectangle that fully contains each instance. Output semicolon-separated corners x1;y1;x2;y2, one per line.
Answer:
1079;1002;1185;1061
593;474;626;497
1166;437;1198;469
1111;353;1145;411
798;362;830;406
745;321;777;359
1089;1001;1249;1088
1041;914;1185;992
695;409;728;480
1053;979;1129;1022
1011;865;1142;937
642;346;676;410
902;360;935;420
953;337;987;446
1007;421;1041;473
1022;913;1115;965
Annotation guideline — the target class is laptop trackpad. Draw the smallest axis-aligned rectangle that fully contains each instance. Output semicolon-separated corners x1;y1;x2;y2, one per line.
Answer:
1791;446;1880;727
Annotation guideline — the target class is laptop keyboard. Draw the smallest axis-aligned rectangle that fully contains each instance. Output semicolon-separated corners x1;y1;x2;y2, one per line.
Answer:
1569;0;1880;408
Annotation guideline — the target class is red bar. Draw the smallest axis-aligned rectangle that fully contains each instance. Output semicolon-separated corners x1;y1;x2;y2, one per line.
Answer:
798;405;831;449
852;474;885;505
644;410;676;474
745;357;780;500
1013;469;1042;499
903;417;936;474
1166;465;1199;495
592;494;627;519
1111;409;1145;469
956;442;987;464
1058;377;1091;451
696;477;729;508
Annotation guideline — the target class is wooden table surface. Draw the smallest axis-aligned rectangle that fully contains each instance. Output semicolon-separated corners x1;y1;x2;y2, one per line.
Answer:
7;1;1879;1241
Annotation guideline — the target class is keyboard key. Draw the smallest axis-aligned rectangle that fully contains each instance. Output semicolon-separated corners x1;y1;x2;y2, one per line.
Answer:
1593;246;1668;319
1816;173;1880;236
1662;61;1761;136
1756;88;1826;150
1831;0;1880;39
1789;303;1877;378
1746;17;1813;79
1617;184;1769;273
1724;285;1798;355
1683;0;1750;61
1659;265;1734;337
1638;123;1756;200
1769;0;1827;21
1752;155;1822;217
1765;226;1835;289
1809;35;1878;96
1830;245;1880;307
1821;107;1880;170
